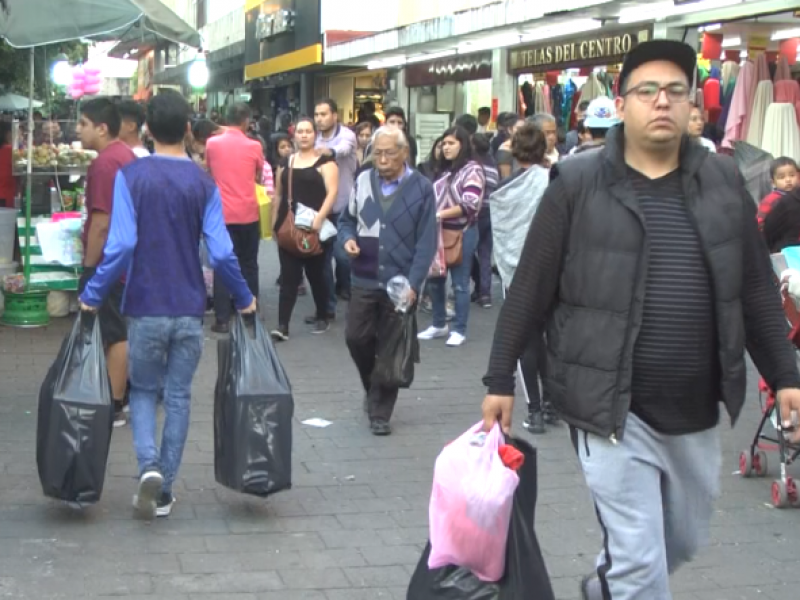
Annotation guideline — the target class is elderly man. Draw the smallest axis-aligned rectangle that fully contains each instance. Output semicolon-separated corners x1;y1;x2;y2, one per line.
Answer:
339;127;438;436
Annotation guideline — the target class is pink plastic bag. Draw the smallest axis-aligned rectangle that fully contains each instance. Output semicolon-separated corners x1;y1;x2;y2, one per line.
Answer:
428;422;520;581
428;224;447;279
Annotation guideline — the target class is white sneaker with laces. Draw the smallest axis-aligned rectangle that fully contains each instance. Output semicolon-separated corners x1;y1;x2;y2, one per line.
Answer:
418;325;449;340
132;469;163;520
446;332;466;347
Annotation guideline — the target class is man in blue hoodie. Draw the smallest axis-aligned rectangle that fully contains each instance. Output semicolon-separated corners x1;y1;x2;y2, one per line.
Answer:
80;90;256;519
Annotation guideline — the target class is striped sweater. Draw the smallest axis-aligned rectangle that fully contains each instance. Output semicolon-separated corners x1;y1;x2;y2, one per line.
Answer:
433;160;486;229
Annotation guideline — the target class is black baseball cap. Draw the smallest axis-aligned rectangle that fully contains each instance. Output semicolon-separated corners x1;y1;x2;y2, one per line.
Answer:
619;40;696;92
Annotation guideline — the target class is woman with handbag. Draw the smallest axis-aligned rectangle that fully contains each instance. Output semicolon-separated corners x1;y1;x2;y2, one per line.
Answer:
271;117;339;340
418;126;486;347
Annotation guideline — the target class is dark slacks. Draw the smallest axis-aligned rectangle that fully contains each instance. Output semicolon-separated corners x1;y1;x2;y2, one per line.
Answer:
519;331;548;410
277;246;329;326
471;206;494;299
214;221;260;324
345;287;402;422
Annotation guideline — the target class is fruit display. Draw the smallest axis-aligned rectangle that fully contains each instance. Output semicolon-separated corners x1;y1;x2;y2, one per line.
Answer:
12;144;97;172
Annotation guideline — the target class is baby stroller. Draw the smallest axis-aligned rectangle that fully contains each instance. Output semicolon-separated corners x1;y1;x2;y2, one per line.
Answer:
739;282;800;508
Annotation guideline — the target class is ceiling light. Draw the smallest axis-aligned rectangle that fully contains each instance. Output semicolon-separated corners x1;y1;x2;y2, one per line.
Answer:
367;55;406;70
457;34;521;54
619;0;739;24
721;36;741;48
739;50;748;58
699;23;721;32
406;50;456;64
772;28;800;41
521;19;601;43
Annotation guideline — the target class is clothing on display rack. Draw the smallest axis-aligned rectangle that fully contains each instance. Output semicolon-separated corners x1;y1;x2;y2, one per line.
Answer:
703;74;721;111
775;80;800;128
723;61;756;149
754;53;770;84
774;56;792;82
746;80;774;148
761;103;800;161
721;61;739;105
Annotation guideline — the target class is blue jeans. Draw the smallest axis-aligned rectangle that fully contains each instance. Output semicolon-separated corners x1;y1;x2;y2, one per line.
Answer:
429;226;479;336
128;316;204;495
325;214;351;313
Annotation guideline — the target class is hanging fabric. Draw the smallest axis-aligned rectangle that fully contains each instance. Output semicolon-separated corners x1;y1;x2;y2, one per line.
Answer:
580;73;605;103
561;79;576;127
754;53;770;83
723;61;756;149
543;84;552;116
762;103;800;160
703;77;720;111
775;80;800;128
551;84;564;128
775;56;792;82
721;61;739;105
746;80;773;148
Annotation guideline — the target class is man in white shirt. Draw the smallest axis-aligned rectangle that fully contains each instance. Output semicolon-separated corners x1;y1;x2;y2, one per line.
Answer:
117;100;150;158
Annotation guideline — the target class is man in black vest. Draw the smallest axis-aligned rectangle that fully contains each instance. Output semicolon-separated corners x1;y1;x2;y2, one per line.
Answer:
481;40;800;599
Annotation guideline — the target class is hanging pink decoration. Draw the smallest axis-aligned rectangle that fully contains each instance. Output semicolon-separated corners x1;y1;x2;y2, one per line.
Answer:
69;64;103;97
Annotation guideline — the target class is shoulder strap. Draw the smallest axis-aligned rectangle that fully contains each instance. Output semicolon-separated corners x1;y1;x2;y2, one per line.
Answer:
287;154;294;206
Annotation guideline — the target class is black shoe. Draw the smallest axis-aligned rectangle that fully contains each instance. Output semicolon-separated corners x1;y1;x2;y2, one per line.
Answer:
337;289;351;301
370;419;391;436
471;291;479;303
270;326;289;342
298;283;307;296
113;402;127;428
478;296;492;309
305;313;335;325
543;402;560;425
211;321;230;334
580;573;601;600
156;491;175;518
311;319;330;334
523;410;546;435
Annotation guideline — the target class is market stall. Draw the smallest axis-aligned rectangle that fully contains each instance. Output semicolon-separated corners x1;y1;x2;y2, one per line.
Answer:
0;0;201;327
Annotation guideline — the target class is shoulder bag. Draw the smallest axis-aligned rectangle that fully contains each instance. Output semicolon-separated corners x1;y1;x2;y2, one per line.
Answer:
275;155;323;257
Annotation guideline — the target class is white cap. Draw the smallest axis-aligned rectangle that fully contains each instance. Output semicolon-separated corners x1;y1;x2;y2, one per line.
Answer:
583;97;620;129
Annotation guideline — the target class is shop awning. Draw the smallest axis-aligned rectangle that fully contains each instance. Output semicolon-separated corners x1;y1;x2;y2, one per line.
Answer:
0;0;201;50
244;43;322;82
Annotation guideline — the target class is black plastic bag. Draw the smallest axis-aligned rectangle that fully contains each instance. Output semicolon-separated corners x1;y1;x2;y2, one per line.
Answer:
214;315;293;497
407;438;555;600
372;309;420;389
36;312;114;505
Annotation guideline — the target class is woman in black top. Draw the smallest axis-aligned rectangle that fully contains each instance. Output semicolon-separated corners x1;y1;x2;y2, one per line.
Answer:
272;117;339;340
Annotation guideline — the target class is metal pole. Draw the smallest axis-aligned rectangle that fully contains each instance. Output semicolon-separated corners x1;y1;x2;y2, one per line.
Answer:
24;47;33;288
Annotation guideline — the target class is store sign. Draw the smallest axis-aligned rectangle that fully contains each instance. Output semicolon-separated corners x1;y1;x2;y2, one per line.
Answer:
508;27;651;72
256;9;296;40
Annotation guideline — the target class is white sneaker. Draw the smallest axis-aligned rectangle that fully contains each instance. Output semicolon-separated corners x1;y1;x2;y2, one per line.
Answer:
418;325;449;340
446;332;466;347
132;469;163;520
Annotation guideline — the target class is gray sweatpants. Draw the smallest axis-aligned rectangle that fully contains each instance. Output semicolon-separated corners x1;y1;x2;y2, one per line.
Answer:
576;413;721;600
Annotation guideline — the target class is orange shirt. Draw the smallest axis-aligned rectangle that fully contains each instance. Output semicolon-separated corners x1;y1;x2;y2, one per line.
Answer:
205;128;264;225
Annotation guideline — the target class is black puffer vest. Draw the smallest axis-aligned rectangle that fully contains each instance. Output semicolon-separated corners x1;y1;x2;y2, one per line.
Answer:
546;125;747;441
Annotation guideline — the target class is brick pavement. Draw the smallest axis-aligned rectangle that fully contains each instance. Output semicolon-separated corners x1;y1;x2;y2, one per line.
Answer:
1;244;800;600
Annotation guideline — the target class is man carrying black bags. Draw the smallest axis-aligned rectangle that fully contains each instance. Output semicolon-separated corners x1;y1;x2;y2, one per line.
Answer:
80;91;256;519
339;126;438;436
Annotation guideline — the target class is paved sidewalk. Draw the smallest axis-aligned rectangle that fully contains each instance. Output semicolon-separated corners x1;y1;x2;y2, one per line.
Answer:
1;245;800;600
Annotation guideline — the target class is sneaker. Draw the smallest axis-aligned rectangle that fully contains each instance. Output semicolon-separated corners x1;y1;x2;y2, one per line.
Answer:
113;402;127;428
478;296;492;309
132;468;163;520
311;319;330;334
370;419;392;436
270;326;289;342
156;492;176;518
543;402;561;426
418;325;449;340
304;313;335;325
211;321;230;334
446;332;466;347
523;410;546;435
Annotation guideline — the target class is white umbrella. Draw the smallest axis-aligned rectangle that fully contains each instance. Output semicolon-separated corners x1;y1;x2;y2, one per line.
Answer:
0;91;43;111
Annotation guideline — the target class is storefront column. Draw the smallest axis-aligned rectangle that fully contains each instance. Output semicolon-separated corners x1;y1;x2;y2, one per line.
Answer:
300;73;314;116
393;68;410;117
491;48;516;115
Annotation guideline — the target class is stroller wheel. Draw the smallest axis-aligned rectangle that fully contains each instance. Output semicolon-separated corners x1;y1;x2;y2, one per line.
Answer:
772;480;790;508
739;451;754;478
754;450;769;477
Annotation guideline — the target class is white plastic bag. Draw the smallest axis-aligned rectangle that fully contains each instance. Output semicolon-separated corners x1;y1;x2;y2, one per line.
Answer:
294;203;338;242
428;422;520;581
387;275;412;313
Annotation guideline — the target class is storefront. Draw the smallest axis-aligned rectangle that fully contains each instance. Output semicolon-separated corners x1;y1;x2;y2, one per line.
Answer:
244;0;324;126
507;26;652;132
326;69;390;126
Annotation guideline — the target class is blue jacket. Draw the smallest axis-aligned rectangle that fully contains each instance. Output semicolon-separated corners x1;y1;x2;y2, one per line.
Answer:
80;156;253;317
339;168;437;293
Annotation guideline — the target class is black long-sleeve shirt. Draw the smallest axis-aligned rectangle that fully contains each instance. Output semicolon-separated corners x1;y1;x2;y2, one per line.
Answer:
483;172;800;434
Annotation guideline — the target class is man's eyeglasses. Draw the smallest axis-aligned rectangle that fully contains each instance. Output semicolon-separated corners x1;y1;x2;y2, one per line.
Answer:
623;82;692;104
373;149;401;159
